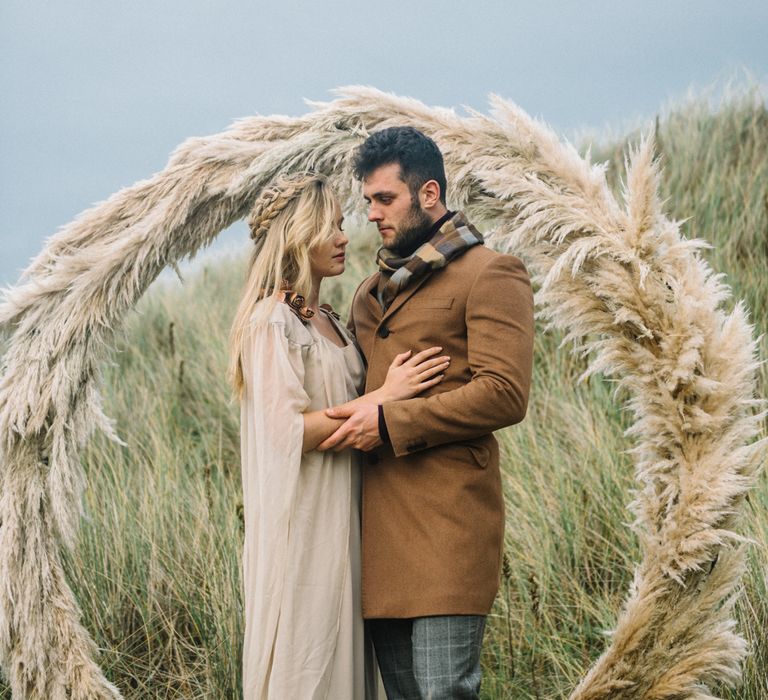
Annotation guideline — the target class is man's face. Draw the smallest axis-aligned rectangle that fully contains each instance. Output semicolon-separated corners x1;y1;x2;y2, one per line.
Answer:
362;163;433;257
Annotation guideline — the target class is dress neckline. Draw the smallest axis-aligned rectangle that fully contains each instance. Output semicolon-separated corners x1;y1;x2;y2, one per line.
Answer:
314;307;350;349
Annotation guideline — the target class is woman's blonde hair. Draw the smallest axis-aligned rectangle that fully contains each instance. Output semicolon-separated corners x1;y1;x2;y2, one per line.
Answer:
228;172;338;397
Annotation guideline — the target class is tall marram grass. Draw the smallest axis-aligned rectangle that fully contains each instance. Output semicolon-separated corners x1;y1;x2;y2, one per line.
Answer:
1;88;765;698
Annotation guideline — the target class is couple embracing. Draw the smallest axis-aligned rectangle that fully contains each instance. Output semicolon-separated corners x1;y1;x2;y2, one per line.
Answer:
229;126;534;699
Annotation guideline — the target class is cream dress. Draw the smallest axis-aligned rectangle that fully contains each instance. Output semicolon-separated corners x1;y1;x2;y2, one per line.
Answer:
240;300;374;700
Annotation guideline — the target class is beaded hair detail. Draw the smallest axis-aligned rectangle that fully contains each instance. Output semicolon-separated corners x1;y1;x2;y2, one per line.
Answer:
247;172;326;242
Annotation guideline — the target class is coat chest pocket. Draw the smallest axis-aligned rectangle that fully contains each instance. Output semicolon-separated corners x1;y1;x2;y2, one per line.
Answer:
391;295;463;345
407;296;454;310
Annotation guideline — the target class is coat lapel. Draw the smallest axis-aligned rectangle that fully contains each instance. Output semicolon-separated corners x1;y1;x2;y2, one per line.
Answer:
363;272;383;321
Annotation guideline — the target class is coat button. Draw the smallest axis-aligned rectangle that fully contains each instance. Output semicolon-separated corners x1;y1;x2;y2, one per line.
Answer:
377;326;390;338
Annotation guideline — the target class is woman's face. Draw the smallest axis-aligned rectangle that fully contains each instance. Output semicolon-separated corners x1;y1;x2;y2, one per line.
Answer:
309;201;348;280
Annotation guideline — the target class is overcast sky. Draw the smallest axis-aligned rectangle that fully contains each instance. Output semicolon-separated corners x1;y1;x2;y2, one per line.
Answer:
1;1;766;287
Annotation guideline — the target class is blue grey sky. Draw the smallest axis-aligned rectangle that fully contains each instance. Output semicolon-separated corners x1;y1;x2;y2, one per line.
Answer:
1;1;766;287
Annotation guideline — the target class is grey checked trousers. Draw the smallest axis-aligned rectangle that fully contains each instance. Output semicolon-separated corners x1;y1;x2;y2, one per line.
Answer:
368;615;486;700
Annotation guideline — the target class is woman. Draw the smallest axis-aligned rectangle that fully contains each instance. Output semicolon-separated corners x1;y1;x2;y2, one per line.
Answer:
228;173;449;699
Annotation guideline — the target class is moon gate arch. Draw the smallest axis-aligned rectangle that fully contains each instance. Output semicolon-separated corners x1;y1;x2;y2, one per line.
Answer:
0;87;761;699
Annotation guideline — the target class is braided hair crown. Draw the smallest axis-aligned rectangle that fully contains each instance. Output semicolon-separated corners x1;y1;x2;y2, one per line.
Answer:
247;172;327;242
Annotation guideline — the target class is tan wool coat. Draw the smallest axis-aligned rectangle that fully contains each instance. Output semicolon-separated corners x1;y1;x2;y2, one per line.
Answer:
348;233;535;619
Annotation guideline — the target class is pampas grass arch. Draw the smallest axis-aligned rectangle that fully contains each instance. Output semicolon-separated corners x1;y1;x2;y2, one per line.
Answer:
0;87;762;699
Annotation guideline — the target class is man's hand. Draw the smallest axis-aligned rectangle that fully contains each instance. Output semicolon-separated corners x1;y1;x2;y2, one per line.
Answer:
318;401;382;452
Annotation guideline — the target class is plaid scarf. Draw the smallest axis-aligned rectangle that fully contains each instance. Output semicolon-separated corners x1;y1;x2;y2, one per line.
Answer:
376;210;484;311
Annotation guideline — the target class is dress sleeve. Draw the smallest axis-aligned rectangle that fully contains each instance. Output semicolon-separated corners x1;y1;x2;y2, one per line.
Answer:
241;317;311;528
243;319;311;432
239;318;311;692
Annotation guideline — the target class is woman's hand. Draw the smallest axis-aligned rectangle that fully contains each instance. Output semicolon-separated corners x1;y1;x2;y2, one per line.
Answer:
318;348;449;451
377;347;450;402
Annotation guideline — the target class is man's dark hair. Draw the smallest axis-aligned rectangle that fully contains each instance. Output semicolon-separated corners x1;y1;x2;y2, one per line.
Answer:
352;126;447;205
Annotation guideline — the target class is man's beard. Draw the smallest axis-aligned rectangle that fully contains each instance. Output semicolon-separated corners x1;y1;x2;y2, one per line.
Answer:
389;200;434;258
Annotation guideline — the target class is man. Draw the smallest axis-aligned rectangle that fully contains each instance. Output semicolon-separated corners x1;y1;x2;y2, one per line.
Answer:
319;126;534;699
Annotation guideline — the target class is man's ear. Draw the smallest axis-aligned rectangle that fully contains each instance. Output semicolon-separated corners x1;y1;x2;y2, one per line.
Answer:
420;179;442;209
